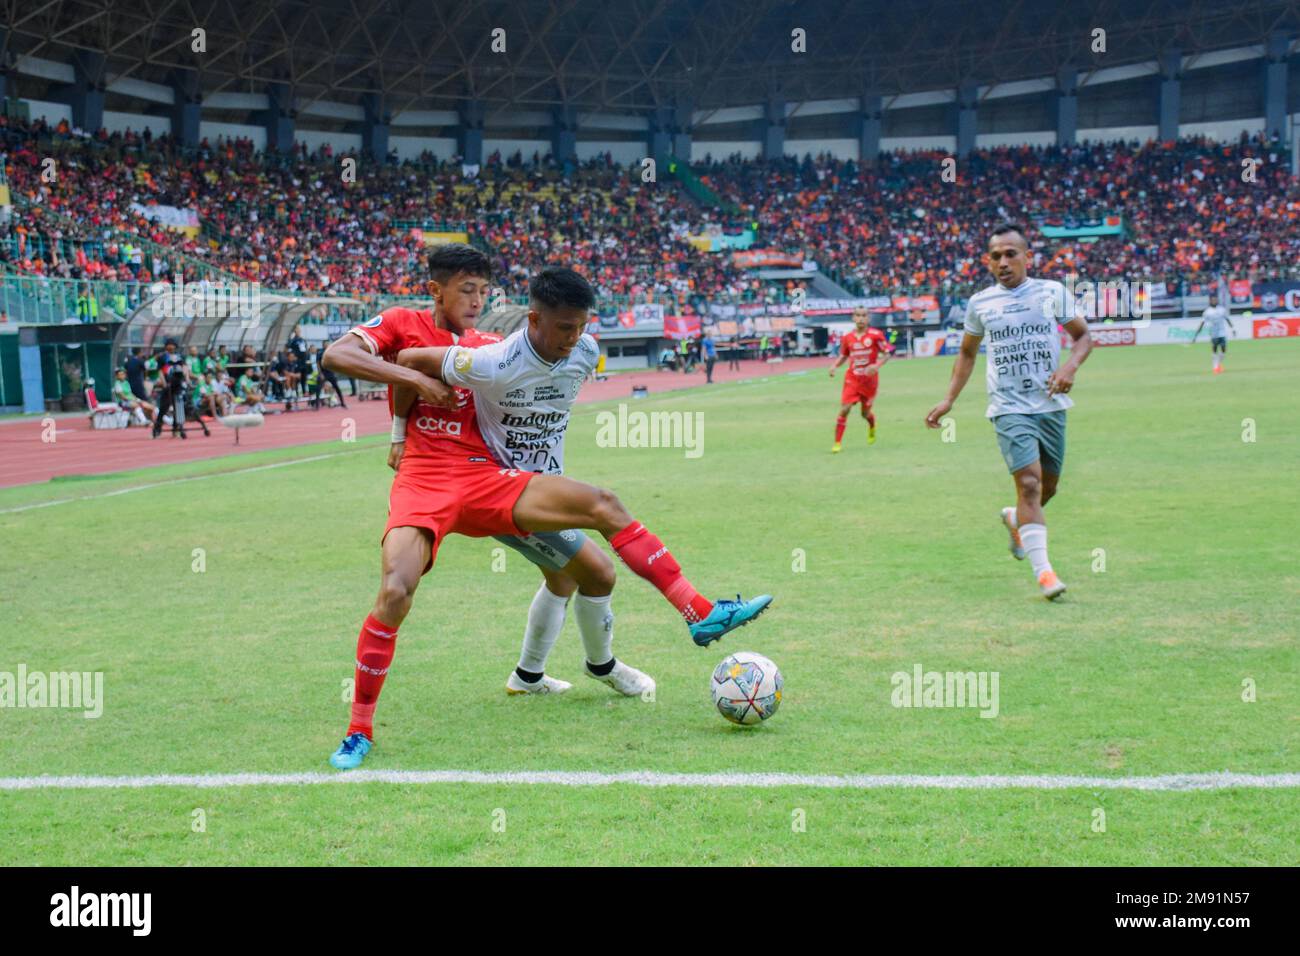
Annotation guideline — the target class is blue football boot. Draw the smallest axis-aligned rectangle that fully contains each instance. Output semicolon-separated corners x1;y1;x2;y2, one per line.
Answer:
688;594;773;646
328;732;372;770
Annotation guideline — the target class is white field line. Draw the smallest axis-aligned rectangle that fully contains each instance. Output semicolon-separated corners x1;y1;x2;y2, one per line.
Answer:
0;448;370;515
1;770;1296;792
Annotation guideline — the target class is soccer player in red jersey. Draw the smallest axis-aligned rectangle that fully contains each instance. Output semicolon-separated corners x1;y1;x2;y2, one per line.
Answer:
828;306;893;452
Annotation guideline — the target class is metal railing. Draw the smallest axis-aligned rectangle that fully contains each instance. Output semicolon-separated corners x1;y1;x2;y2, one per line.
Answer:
0;272;150;324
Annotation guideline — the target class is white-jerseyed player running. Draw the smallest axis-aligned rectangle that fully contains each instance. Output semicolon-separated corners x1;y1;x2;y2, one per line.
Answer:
925;222;1094;600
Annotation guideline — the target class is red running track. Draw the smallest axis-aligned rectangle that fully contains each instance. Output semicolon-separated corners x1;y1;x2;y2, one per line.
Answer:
0;355;829;489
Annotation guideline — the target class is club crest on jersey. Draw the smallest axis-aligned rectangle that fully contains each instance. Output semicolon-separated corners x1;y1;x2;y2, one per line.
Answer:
454;351;473;373
363;315;384;328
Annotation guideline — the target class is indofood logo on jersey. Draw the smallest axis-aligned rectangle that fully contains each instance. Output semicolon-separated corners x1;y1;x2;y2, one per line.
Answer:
415;416;462;436
363;315;384;328
987;321;1056;343
501;410;567;429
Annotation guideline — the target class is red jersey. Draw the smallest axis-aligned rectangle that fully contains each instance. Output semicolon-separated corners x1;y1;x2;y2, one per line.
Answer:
346;307;501;468
840;327;893;377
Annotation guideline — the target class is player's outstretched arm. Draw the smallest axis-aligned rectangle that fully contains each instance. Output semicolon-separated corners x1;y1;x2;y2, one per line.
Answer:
323;335;456;407
925;332;981;427
396;347;452;379
1191;319;1205;343
1048;317;1093;395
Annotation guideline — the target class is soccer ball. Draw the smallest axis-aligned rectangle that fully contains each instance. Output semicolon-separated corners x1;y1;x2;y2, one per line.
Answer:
711;651;783;726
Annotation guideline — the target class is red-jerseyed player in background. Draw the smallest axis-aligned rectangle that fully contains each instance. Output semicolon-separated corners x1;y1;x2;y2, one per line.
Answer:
828;306;893;452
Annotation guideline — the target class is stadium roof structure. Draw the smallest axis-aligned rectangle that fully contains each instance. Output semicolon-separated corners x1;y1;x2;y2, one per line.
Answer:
111;289;366;365
4;0;1299;114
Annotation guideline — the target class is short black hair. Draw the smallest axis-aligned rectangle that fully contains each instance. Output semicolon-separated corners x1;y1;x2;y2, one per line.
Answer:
427;244;491;284
529;266;596;312
989;221;1028;244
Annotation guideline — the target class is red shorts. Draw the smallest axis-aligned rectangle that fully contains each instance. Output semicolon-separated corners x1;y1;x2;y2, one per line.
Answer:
841;373;879;405
384;456;537;574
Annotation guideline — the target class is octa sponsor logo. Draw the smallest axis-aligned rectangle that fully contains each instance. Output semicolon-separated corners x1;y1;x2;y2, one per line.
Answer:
415;417;463;436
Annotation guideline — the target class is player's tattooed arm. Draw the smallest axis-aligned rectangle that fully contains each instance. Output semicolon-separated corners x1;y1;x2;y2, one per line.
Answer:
925;333;981;428
1049;317;1092;395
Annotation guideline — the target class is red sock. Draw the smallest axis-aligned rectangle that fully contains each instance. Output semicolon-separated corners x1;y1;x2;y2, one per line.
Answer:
347;613;399;740
610;521;713;623
834;415;847;442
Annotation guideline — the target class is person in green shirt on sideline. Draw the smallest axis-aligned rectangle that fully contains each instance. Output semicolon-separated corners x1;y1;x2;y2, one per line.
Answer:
195;371;227;418
236;370;266;410
112;368;154;423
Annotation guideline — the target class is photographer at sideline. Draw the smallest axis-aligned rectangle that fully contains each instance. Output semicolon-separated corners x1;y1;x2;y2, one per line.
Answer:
151;338;192;438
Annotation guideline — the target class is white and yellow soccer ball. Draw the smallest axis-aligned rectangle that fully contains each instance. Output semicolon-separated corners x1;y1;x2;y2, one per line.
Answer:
711;651;783;726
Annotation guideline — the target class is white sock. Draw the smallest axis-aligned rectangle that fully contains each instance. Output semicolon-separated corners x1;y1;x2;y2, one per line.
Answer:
574;592;614;667
517;583;569;675
1019;523;1052;577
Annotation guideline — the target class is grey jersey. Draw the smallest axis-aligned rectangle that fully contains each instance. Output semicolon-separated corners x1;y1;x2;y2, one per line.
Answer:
963;277;1074;419
1201;305;1231;339
441;329;598;475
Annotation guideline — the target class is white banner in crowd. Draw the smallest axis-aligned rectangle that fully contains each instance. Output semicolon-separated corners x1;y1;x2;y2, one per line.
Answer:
128;203;200;230
632;303;665;325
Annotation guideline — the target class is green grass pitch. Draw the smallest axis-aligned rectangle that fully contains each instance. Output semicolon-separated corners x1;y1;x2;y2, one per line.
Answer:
1;339;1296;865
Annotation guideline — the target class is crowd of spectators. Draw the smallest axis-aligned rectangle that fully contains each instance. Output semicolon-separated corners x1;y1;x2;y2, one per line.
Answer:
695;135;1298;294
3;110;1297;310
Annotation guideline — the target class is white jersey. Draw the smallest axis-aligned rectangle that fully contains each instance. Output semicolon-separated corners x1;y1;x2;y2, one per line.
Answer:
441;329;599;475
963;276;1074;419
1201;305;1231;339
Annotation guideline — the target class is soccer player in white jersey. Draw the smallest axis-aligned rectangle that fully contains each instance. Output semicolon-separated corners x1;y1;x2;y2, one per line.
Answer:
925;223;1093;600
1191;291;1236;374
397;266;771;686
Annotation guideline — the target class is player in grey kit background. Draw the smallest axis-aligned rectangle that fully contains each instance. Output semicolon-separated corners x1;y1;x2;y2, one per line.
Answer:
925;222;1093;600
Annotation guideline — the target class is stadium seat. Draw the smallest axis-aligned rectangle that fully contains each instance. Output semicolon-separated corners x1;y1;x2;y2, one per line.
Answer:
84;386;131;430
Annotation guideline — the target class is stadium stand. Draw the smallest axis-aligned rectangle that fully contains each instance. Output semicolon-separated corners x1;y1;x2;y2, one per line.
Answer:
3;114;1296;319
